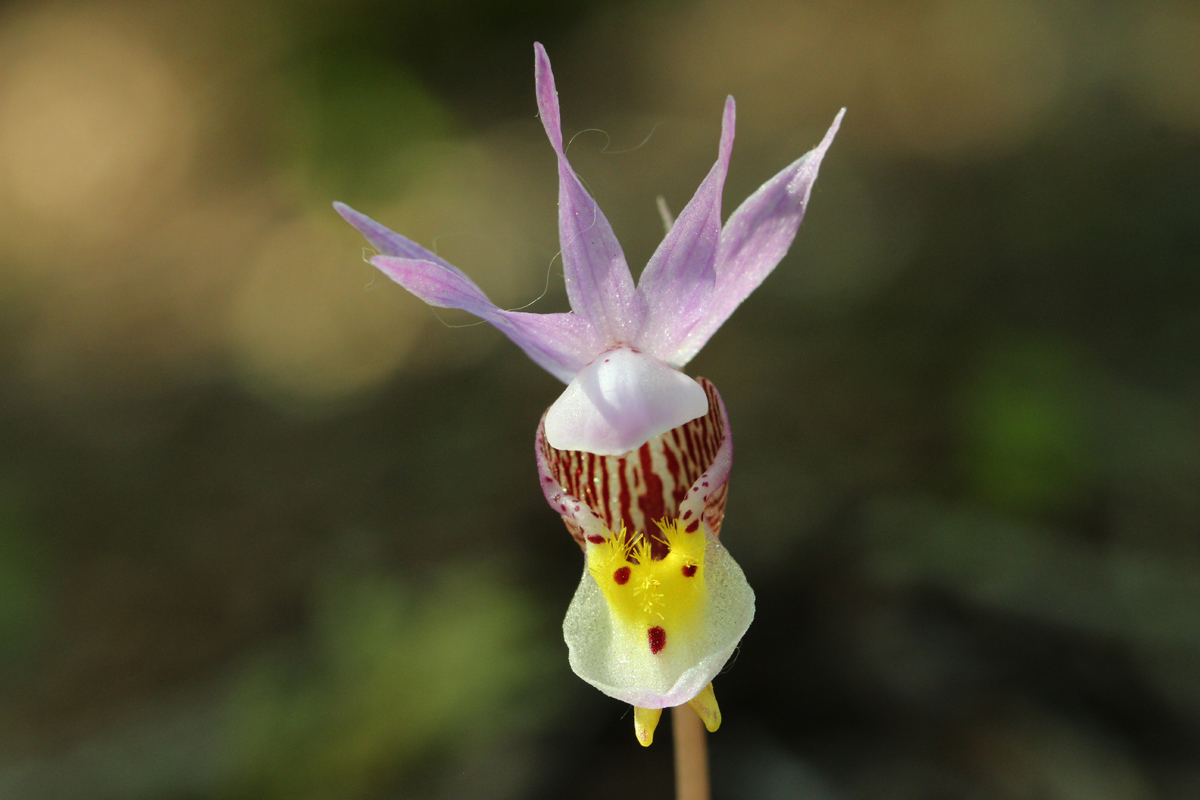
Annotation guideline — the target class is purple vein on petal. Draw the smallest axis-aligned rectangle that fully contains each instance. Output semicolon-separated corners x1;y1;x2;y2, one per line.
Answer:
533;42;645;343
670;108;845;366
636;96;736;366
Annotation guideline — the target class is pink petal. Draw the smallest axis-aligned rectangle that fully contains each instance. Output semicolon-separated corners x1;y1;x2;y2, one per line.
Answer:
534;43;646;342
542;347;709;456
334;201;455;269
668;109;844;366
371;253;599;384
636;97;736;366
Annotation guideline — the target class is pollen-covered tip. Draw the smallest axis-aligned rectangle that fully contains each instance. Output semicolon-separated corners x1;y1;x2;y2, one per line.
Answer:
686;682;722;733
634;706;662;747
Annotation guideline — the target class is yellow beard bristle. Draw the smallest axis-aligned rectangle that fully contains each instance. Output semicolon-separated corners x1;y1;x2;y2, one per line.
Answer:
584;518;708;653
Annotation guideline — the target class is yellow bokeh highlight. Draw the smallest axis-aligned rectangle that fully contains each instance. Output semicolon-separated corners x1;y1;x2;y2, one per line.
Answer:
586;519;707;646
0;5;197;247
227;212;427;409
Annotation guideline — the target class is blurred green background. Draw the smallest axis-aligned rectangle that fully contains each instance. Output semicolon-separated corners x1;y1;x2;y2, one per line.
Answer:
0;0;1198;798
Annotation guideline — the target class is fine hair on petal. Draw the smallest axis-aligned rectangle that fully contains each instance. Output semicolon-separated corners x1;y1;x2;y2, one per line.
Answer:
564;125;661;156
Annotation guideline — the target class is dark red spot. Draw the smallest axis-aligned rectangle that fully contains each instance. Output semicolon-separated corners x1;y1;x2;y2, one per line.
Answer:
613;566;631;585
682;565;698;577
587;534;605;544
605;358;610;363
682;509;693;520
685;519;700;533
702;481;709;487
648;626;666;654
544;477;553;483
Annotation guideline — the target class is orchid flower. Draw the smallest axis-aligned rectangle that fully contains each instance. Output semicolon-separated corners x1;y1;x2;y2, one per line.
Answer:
336;43;841;746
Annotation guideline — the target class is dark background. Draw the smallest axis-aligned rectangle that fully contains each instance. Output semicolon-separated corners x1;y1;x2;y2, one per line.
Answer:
0;0;1198;798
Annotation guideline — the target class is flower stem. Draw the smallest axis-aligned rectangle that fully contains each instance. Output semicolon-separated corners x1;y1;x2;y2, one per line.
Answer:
672;704;710;800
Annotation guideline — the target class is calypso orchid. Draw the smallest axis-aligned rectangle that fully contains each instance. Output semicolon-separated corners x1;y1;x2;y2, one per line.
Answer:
336;43;841;746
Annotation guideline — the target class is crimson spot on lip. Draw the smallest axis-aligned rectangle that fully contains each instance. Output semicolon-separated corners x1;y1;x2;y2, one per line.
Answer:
682;564;698;577
613;566;631;585
685;519;700;533
648;626;666;654
682;509;693;520
586;534;605;544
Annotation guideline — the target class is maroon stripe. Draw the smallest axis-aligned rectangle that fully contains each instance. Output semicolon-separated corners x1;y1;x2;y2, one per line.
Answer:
637;442;669;560
616;454;633;542
661;432;686;508
681;420;700;480
544;377;728;552
584;451;597;510
598;455;611;528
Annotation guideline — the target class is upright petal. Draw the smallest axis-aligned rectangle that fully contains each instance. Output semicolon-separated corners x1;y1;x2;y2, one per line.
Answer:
636;97;735;366
534;43;646;342
369;251;600;383
666;109;844;366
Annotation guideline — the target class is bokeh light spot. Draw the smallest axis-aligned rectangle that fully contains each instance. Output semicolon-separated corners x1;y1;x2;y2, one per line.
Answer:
228;212;425;409
0;7;195;242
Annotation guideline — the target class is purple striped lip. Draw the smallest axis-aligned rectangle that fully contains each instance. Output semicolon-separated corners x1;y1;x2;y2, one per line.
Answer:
536;378;733;559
